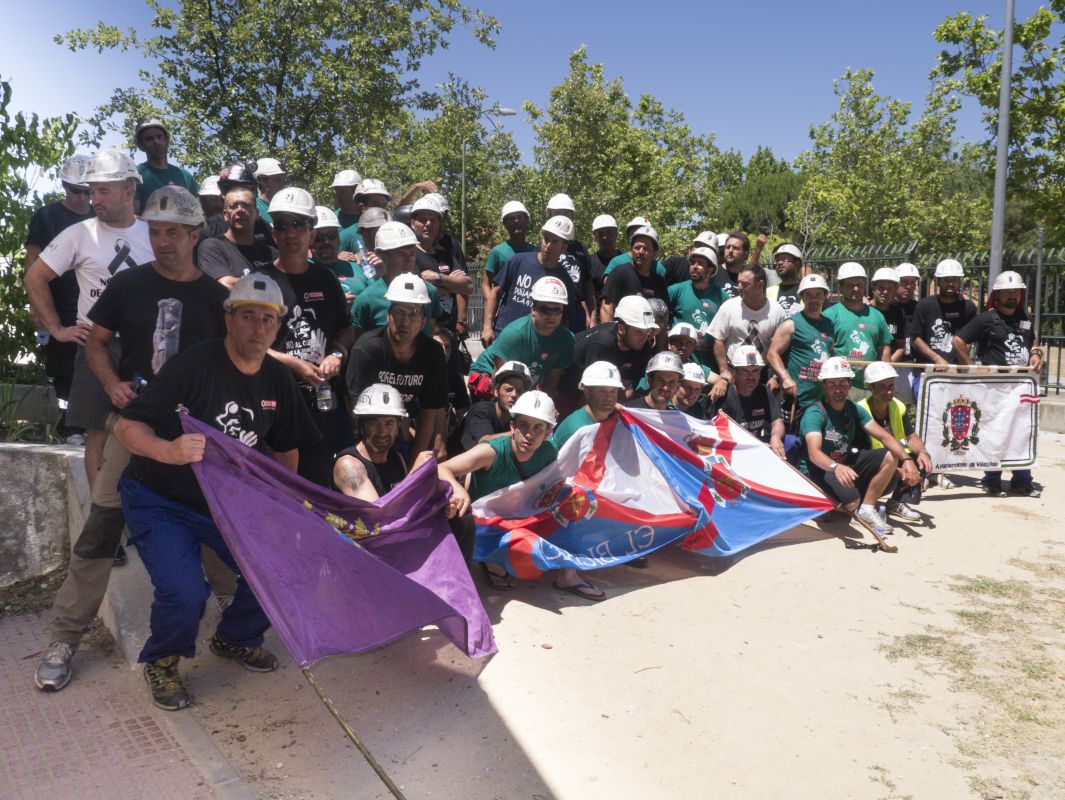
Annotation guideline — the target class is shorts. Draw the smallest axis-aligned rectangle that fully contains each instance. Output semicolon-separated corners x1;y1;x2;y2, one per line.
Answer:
809;448;896;507
66;340;120;430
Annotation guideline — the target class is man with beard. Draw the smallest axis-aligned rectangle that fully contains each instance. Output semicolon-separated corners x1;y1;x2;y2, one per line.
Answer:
601;225;669;320
954;271;1043;497
333;383;411;501
766;243;804;316
409;195;472;335
562;295;657;402
712;346;790;460
133;120;198;212
668;245;727;370
767;273;836;416
823;262;891;389
312;206;365;310
481;201;537;345
868;267;907;361
553;361;624;448
909;258;975;368
624;352;684;411
197;169;277;285
454;361;531;452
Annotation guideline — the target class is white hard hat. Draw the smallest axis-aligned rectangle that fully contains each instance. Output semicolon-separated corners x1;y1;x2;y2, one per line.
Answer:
992;270;1026;291
357;207;390;230
353;383;407;417
411;195;443;217
863;361;898;384
511;390;557;426
268;187;316;219
818;356;855;381
424;192;449;213
689;246;720;268
225;273;287;316
895;262;921;279
493;360;532;387
198;175;221;197
693;230;717;249
668;322;698;340
254;157;285;177
626;216;651;231
628;225;659;248
579;360;625;390
614;295;657;329
384;274;431;305
728;344;765;368
59;154;91;187
592;214;617;231
682;363;707;385
545;193;575;213
871;267;900;284
935;258;965;278
374;221;418;251
530;275;569;304
330;169;362;188
500;200;530;221
315;206;340;229
837;261;867;282
141;186;205;226
715;232;730;248
357;178;390;198
83;149;142;184
134;119;170;142
646;351;685;376
774;243;804;261
541;215;575;242
798;273;830;295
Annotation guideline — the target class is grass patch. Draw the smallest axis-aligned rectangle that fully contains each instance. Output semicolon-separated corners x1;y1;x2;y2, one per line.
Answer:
950;575;1031;600
880;632;976;672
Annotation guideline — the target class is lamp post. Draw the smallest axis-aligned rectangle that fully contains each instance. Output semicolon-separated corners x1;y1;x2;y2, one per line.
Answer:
460;105;516;257
988;0;1015;285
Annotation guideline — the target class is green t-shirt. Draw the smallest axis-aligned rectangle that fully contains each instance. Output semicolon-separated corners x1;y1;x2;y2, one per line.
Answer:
798;400;872;474
552;406;597;449
136;163;199;210
668;280;726;368
787;312;836;406
349;276;443;333
315;259;369;299
605;252;667;278
469;314;574;388
338;222;366;257
823;303;891;388
256;196;273;225
470;435;558;501
485;240;537;276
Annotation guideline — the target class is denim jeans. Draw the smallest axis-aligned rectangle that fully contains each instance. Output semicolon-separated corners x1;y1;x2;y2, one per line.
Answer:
119;476;271;663
982;469;1033;491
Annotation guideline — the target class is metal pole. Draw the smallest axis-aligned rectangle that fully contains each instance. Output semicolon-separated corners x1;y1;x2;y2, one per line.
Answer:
988;0;1015;285
460;138;467;258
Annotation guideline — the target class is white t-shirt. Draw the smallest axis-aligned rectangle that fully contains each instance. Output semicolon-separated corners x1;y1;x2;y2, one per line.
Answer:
40;217;153;324
708;295;787;359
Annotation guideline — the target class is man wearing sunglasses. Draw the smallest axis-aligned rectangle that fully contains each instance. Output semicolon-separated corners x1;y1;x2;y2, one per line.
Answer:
312;206;364;310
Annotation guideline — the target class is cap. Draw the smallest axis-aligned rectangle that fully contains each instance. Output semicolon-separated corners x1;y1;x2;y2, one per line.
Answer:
798;273;830;295
837;261;867;282
353;383;407;417
411;195;443;217
934;258;964;278
693;230;717;249
225;273;287;315
895;263;921;279
357;178;390;199
689;246;720;268
59;154;91;188
83;149;141;184
818;356;855;380
773;243;804;261
625;216;651;231
628;225;659;249
991;270;1026;291
218;162;258;191
592;214;617;231
871;267;900;284
424;192;450;213
530;276;569;304
330;169;362;188
682;363;707;385
579;361;625;390
141;186;205;226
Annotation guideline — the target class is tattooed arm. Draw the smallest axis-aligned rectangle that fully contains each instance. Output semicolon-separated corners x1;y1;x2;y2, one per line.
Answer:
332;455;380;502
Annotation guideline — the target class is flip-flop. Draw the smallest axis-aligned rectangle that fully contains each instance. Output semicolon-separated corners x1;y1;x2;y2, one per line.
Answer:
553;580;606;602
481;563;514;591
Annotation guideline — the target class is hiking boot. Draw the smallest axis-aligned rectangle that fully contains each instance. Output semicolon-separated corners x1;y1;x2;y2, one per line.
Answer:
209;633;278;672
854;506;894;537
35;641;76;692
144;655;190;711
1010;484;1041;498
887;501;921;523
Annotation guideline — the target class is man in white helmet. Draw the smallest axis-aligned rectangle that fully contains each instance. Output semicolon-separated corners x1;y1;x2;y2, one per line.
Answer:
562;294;656;402
468;275;575;399
602;225;669;322
909;258;975;367
311;206;362;308
346;274;449;457
767;243;805;315
481;201;537;345
410;194;473;336
823;262;892;389
767;273;836;416
25;149;154;491
668;245;727;371
485;215;584;336
253;157;287;225
625;351;684;411
711;346;791;460
23;154;94;439
868;267;906;359
553;361;624;448
454;360;531;452
673;362;711;418
333;383;412;502
133;119;198;213
588;214;621;304
112;272;320;711
329;168;362;247
34;187;230;694
545;192;593;285
954;270;1043;497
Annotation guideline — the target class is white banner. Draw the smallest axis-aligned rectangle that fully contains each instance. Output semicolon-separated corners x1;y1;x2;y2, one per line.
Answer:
915;373;1039;472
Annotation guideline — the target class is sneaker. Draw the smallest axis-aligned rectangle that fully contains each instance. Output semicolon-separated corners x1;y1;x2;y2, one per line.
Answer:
1010;484;1042;498
982;485;1007;497
854;506;894;537
144;655;190;711
34;641;77;691
209;633;278;672
113;544;127;567
887;501;921;523
65;434;85;446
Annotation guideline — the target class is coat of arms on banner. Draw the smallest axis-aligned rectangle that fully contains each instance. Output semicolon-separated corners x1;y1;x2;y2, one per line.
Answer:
941;395;981;452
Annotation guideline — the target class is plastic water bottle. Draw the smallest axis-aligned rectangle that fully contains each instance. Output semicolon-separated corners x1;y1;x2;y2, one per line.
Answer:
355;240;375;280
35;329;49;346
316;381;335;411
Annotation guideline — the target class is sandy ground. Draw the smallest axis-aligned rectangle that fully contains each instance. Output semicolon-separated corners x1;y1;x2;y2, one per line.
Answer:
160;433;1065;800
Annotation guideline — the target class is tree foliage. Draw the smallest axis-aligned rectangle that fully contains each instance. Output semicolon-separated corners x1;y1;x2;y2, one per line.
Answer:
716;146;803;239
931;2;1065;244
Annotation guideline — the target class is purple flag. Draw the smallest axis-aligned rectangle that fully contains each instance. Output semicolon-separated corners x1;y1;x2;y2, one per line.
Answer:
181;412;496;666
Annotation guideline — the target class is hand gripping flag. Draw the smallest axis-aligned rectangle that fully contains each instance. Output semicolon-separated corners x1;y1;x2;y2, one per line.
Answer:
181;413;495;665
473;408;834;579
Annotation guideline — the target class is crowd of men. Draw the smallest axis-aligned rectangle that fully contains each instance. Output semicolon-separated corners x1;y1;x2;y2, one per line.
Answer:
21;120;1044;712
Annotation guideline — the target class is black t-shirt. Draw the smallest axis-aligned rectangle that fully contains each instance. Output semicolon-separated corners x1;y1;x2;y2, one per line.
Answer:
345;327;448;419
892;298;918;360
662;255;691;287
26;201;94;323
714;268;741;299
712;384;780;442
877;302;907;350
603;262;669;307
588;250;619;300
334;446;407;497
257;263;349;368
88;264;228;382
416;238;467;330
456;400;509;452
908;296;977;363
562;321;653;396
956;309;1035;367
121;338;320;513
567;239;591;284
775;283;802;316
197;237;277;280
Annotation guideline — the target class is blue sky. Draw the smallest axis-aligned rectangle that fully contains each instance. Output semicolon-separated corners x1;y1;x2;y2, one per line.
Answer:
5;0;1025;171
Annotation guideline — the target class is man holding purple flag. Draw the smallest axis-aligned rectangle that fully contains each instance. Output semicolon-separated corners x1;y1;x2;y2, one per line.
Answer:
113;273;320;711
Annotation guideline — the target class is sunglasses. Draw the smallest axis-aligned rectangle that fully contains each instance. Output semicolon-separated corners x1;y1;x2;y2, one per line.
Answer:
533;304;564;316
66;186;91;197
314;231;339;243
273;217;312;231
389;306;426;321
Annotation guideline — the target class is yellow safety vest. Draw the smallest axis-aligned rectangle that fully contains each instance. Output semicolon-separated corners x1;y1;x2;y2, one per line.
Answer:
857;396;909;452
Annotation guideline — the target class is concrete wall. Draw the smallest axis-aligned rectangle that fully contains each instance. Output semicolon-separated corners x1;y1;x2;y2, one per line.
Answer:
0;443;88;587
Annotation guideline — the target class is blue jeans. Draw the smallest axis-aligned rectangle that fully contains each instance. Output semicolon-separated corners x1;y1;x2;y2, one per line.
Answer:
119;476;271;663
982;469;1033;491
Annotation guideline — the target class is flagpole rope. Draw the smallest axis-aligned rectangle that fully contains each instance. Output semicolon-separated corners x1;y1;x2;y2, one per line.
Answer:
302;668;409;800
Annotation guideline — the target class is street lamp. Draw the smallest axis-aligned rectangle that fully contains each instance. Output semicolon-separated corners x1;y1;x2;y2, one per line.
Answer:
461;105;517;256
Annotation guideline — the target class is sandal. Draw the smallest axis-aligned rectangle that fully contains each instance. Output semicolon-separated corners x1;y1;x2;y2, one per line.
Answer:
481;563;513;591
553;580;606;602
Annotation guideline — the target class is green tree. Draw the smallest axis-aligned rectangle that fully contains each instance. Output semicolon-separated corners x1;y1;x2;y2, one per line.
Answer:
57;0;500;184
788;68;990;253
931;3;1065;244
716;146;803;239
0;81;79;375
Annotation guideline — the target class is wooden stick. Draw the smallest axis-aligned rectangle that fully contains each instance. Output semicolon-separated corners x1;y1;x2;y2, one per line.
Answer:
848;360;1036;373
